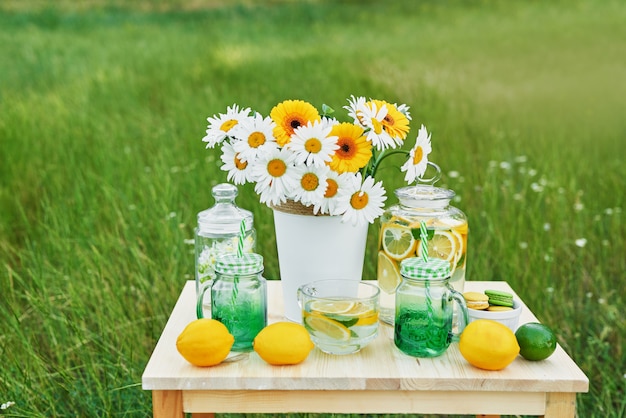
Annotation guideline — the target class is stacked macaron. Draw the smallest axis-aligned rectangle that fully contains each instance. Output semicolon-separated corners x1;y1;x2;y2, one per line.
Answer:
463;292;489;310
464;289;515;311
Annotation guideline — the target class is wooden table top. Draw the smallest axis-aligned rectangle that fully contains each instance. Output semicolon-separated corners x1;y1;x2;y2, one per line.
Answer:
142;280;588;394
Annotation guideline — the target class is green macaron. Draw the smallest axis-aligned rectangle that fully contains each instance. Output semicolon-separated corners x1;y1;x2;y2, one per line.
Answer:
485;289;514;307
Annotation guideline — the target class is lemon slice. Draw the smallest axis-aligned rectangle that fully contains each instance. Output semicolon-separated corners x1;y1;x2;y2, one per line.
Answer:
343;302;378;325
344;302;370;316
355;313;379;326
304;314;351;341
309;300;355;314
381;224;416;260
418;230;457;262
377;251;402;294
450;228;464;256
347;303;379;326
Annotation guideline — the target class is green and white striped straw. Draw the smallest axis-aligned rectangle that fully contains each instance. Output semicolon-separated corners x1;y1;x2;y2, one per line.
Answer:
419;220;433;321
232;218;246;303
420;220;429;262
237;219;246;258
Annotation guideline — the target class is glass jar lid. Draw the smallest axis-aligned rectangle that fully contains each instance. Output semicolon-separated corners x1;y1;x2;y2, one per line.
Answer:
395;185;455;210
215;253;264;275
197;183;254;234
400;257;450;280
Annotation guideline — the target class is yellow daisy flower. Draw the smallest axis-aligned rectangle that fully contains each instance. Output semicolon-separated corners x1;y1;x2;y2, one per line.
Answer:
370;99;410;141
328;123;372;173
270;100;320;147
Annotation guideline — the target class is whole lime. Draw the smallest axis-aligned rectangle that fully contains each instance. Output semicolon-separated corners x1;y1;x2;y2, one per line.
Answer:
515;322;557;361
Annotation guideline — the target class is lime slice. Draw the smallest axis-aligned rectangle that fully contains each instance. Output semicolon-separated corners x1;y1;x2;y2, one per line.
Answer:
304;314;351;341
377;251;402;294
418;230;457;262
381;224;416;260
309;300;355;314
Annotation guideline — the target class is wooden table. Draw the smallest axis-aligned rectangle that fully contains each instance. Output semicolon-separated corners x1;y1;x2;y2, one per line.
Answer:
142;281;588;417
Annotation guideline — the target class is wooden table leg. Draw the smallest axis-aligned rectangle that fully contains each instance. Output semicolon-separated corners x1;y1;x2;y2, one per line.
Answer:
152;390;183;418
192;414;215;418
543;392;576;417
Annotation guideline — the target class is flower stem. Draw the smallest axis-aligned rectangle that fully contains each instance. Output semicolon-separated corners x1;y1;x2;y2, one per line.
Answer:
369;149;409;178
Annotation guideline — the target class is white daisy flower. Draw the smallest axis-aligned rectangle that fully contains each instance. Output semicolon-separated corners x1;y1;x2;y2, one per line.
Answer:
313;170;352;216
231;112;278;163
220;141;254;185
288;120;339;167
401;124;432;183
395;102;412;120
251;147;299;206
354;100;397;150
336;172;387;226
291;164;329;207
344;95;367;126
202;104;251;148
320;116;340;128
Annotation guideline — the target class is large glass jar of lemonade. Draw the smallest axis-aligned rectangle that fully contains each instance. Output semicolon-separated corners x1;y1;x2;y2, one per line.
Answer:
377;185;468;325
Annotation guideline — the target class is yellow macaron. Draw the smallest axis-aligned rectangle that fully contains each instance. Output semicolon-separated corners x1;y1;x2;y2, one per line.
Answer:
463;291;489;310
487;305;514;312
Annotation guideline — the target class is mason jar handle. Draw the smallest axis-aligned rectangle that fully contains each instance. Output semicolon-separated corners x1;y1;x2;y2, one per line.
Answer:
196;280;213;319
449;289;469;342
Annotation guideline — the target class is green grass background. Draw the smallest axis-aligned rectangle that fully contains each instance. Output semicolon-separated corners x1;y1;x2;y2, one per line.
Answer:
1;0;624;416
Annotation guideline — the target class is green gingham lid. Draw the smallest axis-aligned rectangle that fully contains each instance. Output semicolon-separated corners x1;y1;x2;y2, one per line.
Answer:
215;253;264;275
400;257;450;280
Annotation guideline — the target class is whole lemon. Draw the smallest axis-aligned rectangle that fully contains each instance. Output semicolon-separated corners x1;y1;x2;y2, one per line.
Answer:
176;319;234;367
459;319;520;371
253;322;314;365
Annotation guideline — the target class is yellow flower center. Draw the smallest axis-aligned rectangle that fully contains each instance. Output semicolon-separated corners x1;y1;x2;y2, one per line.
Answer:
248;131;266;148
300;173;319;191
220;119;238;132
372;118;384;135
324;179;339;198
304;138;322;153
350;191;369;210
412;146;424;164
234;153;247;170
267;158;287;177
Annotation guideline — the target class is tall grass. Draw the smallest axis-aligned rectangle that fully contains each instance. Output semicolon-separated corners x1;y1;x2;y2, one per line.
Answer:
1;0;625;416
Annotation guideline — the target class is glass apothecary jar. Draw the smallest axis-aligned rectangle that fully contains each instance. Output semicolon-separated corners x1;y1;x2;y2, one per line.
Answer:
195;183;256;303
377;174;468;325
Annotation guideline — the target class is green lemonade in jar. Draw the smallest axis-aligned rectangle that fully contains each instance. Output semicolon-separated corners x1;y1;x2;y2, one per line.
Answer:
377;184;468;325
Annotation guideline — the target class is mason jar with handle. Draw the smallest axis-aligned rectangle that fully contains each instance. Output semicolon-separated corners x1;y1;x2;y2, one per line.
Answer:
394;257;468;358
196;253;267;352
377;164;468;325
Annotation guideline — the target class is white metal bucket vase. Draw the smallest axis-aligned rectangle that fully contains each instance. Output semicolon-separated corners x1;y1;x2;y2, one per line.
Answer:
272;200;368;322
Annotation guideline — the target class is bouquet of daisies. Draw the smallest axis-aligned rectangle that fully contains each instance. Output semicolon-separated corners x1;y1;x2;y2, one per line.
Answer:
202;96;432;227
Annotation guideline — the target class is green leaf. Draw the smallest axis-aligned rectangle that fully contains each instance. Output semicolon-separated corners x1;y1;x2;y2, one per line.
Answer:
321;103;335;116
411;227;434;241
323;313;358;328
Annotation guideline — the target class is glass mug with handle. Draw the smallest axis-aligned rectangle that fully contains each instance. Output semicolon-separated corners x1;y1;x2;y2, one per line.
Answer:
298;279;380;355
